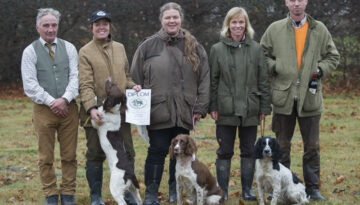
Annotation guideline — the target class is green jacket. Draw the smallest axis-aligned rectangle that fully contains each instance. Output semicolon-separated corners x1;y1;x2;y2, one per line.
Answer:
209;36;271;126
131;29;210;130
260;14;340;117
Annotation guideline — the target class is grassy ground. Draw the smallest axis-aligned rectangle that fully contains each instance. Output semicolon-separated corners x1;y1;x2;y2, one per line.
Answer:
0;94;359;205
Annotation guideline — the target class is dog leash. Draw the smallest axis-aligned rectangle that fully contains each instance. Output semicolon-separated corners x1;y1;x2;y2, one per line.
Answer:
261;116;265;138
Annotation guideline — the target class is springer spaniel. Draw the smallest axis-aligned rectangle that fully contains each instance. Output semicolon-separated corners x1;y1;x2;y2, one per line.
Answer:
169;134;224;205
254;137;309;205
92;79;142;205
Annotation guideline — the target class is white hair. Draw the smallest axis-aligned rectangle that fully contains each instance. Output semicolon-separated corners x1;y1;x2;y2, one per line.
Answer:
36;8;61;26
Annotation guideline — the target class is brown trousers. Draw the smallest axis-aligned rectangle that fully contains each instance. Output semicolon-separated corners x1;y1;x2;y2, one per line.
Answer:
272;105;321;190
33;102;79;197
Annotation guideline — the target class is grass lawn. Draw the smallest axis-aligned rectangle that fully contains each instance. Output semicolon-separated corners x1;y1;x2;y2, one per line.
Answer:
0;94;359;204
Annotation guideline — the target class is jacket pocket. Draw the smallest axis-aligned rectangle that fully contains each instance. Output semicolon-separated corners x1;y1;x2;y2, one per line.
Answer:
181;95;196;127
303;88;322;112
218;94;234;115
271;82;291;107
247;91;260;117
150;95;170;124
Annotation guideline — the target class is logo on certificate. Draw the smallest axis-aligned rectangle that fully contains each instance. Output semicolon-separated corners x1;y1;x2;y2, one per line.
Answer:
130;98;147;109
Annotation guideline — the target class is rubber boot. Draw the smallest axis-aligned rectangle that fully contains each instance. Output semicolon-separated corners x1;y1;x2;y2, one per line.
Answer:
306;188;327;201
143;164;163;205
216;159;231;200
124;191;138;205
241;158;257;201
168;159;177;203
86;161;105;205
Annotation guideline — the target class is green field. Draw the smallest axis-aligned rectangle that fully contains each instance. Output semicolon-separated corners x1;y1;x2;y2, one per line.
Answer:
0;94;359;204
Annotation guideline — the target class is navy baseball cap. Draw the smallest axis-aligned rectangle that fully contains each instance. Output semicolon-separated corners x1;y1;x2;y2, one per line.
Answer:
90;10;111;23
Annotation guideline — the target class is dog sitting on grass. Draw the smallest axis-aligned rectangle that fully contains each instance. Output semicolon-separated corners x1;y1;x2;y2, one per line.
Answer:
91;79;142;205
254;137;309;205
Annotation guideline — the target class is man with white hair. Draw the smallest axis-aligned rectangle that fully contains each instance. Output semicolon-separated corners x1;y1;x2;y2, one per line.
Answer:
21;8;79;205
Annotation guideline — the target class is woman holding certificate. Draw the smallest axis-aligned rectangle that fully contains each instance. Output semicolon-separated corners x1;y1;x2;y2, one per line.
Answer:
130;2;210;204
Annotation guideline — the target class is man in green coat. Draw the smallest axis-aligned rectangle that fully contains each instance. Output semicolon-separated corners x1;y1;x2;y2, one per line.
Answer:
260;0;340;201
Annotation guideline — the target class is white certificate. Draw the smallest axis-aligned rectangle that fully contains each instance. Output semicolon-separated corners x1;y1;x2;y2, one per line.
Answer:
125;89;151;125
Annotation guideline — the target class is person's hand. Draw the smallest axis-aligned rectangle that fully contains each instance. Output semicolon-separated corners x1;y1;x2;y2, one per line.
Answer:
260;114;266;120
194;113;202;122
50;98;68;118
132;85;142;92
210;111;218;121
90;108;103;126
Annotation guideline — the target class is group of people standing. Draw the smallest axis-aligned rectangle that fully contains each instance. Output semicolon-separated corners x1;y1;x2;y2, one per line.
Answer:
21;0;339;205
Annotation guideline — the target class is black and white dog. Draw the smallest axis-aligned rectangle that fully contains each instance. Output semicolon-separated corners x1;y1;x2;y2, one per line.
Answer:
92;79;142;205
254;137;309;205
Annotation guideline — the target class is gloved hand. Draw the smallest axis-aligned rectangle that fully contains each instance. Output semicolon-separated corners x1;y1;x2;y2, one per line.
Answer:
315;67;323;79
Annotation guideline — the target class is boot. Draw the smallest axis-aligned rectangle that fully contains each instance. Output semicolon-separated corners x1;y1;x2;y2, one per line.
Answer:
241;158;257;201
86;161;105;205
45;195;58;205
168;159;177;203
306;188;326;201
60;195;75;205
124;191;138;205
143;164;163;205
216;159;231;200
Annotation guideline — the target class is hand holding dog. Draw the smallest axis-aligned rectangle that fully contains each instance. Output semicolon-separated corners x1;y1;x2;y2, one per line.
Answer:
50;98;68;118
90;108;103;126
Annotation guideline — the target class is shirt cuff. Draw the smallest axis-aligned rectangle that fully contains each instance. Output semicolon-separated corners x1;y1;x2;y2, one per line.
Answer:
45;96;55;106
62;97;70;104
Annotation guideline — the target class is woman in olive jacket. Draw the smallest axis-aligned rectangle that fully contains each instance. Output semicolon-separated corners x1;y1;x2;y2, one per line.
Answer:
209;7;271;201
131;2;209;205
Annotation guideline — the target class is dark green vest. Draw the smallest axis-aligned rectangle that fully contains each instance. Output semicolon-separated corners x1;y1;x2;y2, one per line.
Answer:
32;39;69;99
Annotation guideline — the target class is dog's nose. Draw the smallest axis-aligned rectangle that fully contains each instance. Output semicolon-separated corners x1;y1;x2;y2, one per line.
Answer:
264;149;270;154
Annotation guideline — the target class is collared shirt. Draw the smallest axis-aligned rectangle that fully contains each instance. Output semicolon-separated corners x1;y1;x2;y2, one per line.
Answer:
291;15;307;28
21;37;78;106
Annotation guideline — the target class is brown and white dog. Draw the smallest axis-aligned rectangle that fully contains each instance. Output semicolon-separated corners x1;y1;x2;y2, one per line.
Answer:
92;79;142;205
169;134;224;205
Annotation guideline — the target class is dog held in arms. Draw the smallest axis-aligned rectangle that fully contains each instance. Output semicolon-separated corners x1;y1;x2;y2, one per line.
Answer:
91;79;142;205
254;137;309;205
169;134;224;205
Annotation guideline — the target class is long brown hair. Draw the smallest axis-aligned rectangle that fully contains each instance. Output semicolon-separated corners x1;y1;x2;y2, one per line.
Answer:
160;2;200;72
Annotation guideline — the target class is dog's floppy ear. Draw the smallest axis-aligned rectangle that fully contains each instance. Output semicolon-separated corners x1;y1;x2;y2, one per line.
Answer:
253;137;263;159
185;135;197;156
105;78;112;95
120;93;127;113
169;137;176;160
271;138;282;171
272;138;283;162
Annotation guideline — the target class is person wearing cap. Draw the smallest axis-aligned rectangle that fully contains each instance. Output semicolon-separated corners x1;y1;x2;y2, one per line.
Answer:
260;0;339;201
131;2;209;204
21;8;79;205
78;10;141;205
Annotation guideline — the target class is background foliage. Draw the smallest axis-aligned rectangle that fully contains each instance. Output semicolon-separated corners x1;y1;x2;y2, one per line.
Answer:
0;0;359;86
